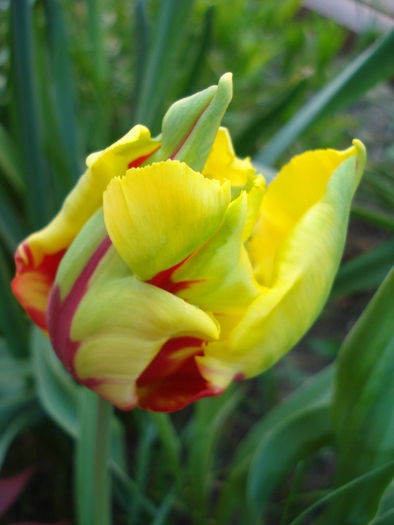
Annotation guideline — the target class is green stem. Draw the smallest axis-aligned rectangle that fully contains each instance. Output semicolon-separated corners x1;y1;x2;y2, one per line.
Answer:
75;390;113;525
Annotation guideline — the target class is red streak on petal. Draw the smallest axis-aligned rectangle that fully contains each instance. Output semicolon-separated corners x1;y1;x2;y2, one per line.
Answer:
47;235;112;380
136;336;220;412
127;147;160;170
170;99;213;160
137;336;203;386
12;246;66;331
147;257;204;295
233;373;245;382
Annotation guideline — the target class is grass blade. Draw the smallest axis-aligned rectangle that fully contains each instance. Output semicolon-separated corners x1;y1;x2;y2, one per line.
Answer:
332;240;394;297
246;402;333;522
256;29;394;165
0;404;43;471
325;267;394;523
0;185;26;255
0;123;25;195
31;325;80;438
216;365;333;525
0;245;28;357
10;0;52;228
150;412;181;477
289;461;394;525
43;0;80;183
133;0;196;131
133;0;150;109
351;205;394;234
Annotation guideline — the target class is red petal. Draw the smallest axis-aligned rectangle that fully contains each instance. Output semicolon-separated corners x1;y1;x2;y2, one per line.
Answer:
12;245;65;331
137;337;219;412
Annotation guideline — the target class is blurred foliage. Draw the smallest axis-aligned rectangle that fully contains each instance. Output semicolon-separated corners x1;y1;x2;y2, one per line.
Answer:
0;0;393;524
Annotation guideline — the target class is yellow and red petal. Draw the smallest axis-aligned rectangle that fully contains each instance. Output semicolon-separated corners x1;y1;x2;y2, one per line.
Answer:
47;209;220;410
12;247;65;330
103;160;231;281
13;125;159;328
136;337;220;412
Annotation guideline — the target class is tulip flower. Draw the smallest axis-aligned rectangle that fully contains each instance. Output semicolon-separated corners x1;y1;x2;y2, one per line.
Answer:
12;73;366;412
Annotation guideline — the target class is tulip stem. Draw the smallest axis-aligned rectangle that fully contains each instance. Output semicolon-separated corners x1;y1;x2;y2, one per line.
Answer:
75;390;114;525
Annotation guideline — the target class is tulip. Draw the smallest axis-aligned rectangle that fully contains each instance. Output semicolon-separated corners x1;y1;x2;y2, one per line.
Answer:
12;74;366;412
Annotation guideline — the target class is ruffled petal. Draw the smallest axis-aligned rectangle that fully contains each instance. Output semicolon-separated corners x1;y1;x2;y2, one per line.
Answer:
198;140;366;389
103;160;231;281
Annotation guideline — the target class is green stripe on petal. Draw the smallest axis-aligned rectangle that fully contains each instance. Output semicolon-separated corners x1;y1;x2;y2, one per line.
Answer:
103;160;231;281
148;74;233;172
199;141;366;386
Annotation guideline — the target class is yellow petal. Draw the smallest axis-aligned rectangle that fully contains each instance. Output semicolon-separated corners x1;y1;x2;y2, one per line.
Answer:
202;127;256;186
242;174;266;242
248;141;363;286
199;140;366;387
103;160;231;281
171;191;261;314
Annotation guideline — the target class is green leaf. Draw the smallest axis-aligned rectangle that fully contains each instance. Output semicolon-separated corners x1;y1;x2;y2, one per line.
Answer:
0;392;35;432
332;240;394;297
0;358;31;385
31;325;80;438
43;0;80;183
0;404;43;471
351;205;394;234
325;268;394;523
180;5;214;98
10;0;53;228
150;412;181;477
133;0;196;131
110;460;157;519
290;462;394;525
234;71;311;157
216;365;333;525
0;180;27;255
31;324;129;513
187;386;244;523
149;481;180;525
75;390;113;525
0;123;25;195
86;0;110;149
0;244;28;358
371;510;394;525
246;402;333;522
133;0;150;111
256;29;394;165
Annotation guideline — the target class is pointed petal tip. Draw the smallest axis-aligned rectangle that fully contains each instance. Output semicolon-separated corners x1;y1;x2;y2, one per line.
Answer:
352;138;367;190
218;72;233;100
